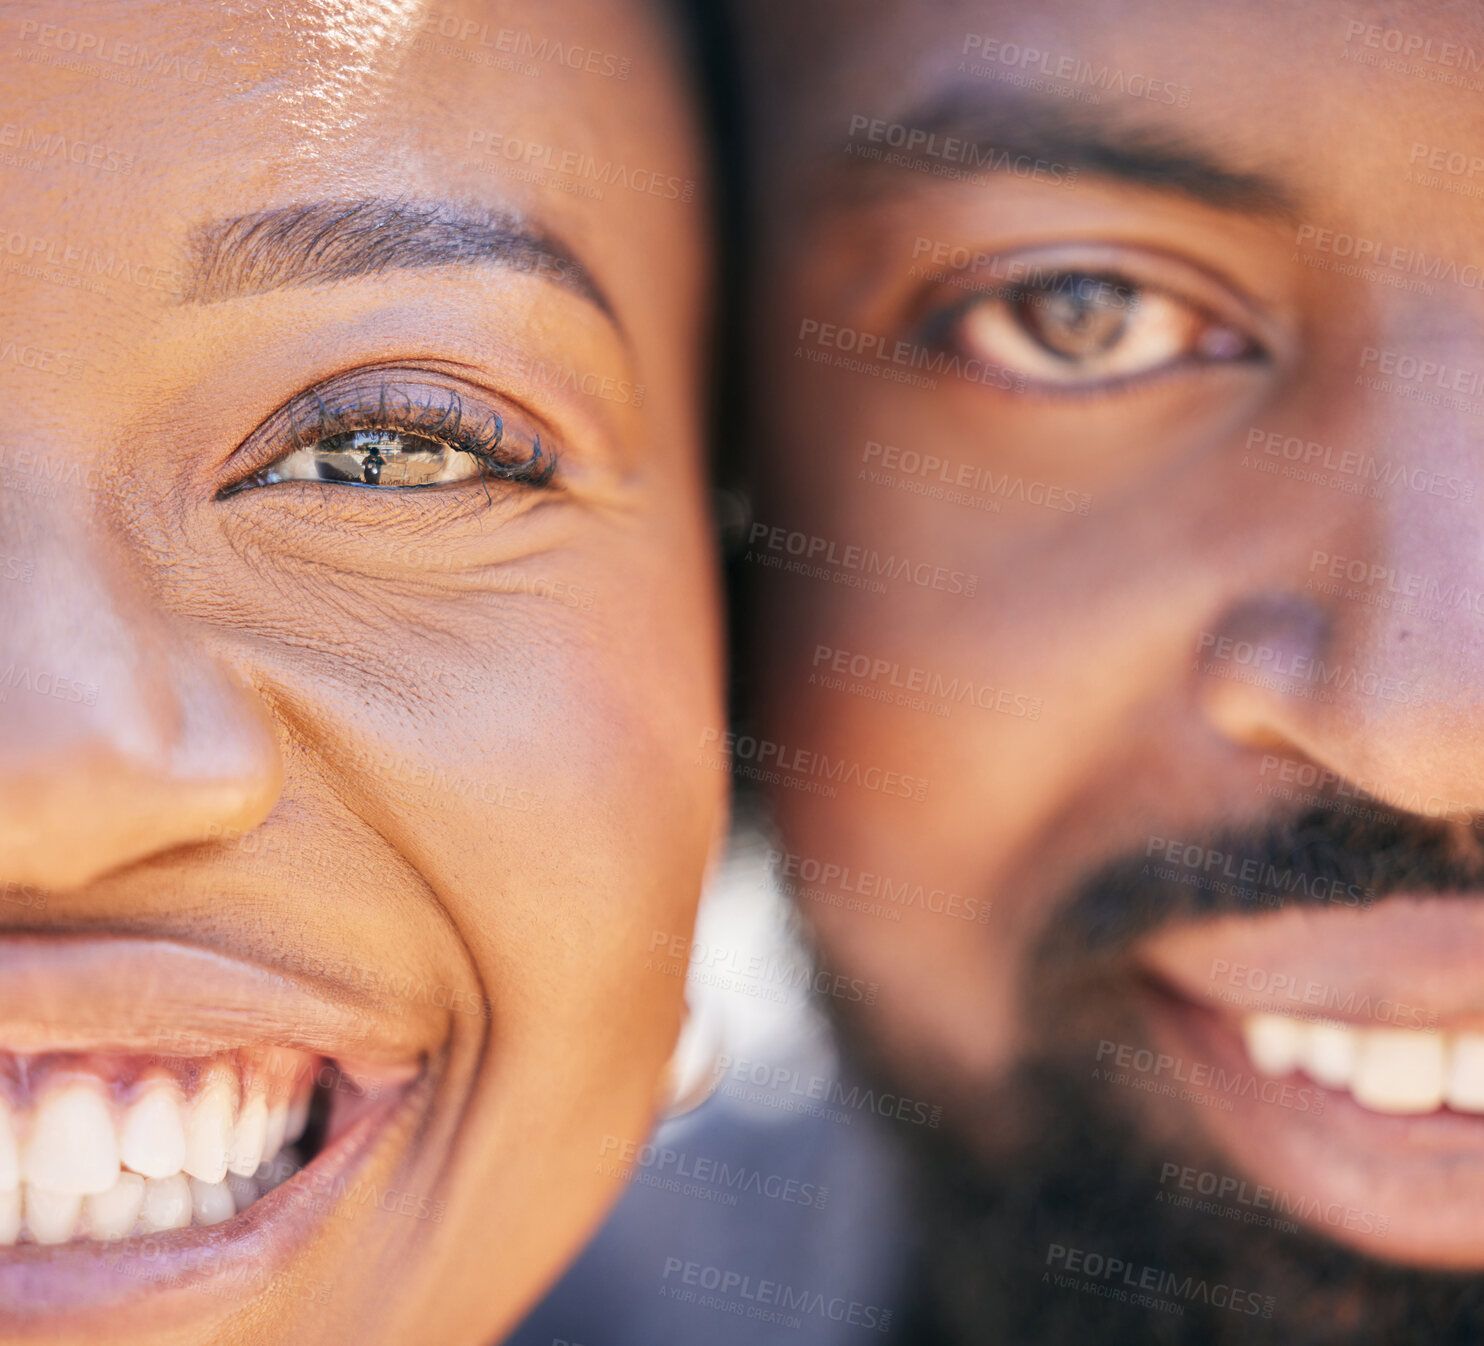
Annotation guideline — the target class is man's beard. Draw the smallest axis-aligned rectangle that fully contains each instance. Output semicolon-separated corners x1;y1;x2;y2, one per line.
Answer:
825;802;1484;1345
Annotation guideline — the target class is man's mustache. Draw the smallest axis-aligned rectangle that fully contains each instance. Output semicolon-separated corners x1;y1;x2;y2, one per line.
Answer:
1049;800;1484;960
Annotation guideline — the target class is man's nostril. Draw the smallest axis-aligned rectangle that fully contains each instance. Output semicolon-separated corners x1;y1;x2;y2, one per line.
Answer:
1206;591;1332;667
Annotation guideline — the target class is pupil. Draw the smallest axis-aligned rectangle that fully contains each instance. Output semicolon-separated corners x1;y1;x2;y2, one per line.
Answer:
313;430;449;487
1017;274;1132;360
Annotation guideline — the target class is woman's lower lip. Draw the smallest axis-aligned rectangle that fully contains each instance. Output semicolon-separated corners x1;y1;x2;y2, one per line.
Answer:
1138;981;1484;1269
0;1070;422;1337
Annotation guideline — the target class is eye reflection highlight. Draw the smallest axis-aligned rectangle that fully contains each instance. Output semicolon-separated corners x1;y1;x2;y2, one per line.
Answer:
216;373;556;499
233;429;492;490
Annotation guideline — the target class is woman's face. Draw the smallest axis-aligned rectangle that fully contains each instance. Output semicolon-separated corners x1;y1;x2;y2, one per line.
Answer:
0;1;722;1342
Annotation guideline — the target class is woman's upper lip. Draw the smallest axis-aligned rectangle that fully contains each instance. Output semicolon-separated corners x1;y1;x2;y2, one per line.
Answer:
1134;895;1484;1030
0;934;441;1063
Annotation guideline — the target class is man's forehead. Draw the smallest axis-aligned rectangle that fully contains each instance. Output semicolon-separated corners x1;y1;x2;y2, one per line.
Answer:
740;0;1484;103
742;0;1484;252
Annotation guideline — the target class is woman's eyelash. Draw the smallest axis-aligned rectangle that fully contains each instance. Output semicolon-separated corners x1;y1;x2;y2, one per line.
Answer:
289;380;556;487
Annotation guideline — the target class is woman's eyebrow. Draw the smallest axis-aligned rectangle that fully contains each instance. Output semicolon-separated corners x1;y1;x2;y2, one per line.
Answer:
832;86;1300;219
180;196;618;325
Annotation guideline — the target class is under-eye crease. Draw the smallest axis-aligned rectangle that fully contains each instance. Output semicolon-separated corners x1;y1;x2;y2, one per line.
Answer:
217;371;557;501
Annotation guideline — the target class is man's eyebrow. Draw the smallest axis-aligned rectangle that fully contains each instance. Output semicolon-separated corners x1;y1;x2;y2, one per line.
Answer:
838;88;1299;218
181;197;617;321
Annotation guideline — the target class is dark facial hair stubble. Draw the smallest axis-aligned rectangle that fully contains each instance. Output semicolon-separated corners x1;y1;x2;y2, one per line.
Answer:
836;804;1484;1345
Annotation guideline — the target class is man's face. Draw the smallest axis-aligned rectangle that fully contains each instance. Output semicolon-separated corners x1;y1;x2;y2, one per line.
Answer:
736;0;1484;1334
0;2;721;1343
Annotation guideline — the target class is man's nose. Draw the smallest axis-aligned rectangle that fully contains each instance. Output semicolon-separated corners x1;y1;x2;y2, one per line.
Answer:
1199;468;1484;819
0;509;283;890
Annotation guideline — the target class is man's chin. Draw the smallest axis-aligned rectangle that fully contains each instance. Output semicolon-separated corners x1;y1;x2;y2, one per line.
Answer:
894;1055;1484;1346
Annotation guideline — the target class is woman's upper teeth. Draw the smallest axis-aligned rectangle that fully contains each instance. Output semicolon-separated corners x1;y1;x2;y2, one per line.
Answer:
0;1049;315;1245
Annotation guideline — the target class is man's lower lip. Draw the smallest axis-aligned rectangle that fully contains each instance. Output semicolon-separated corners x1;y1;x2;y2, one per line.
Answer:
0;1067;423;1334
1138;981;1484;1269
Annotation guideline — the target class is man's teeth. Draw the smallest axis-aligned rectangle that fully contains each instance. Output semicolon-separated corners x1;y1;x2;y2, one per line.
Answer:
1449;1036;1484;1111
1353;1030;1447;1114
0;1052;316;1245
1240;1012;1484;1115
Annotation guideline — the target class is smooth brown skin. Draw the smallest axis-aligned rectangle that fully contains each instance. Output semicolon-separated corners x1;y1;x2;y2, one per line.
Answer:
735;0;1484;1259
0;1;723;1342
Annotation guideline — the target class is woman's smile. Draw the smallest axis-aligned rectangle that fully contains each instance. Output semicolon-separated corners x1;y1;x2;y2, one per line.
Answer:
0;0;724;1340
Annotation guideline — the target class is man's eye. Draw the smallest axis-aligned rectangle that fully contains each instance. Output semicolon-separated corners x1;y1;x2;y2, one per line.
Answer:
947;271;1261;389
236;428;487;491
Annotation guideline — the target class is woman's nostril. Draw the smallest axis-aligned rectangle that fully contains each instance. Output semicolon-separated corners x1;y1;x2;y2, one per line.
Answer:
0;636;283;891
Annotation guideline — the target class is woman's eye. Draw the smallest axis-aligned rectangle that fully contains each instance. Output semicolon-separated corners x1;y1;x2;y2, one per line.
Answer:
217;373;557;501
946;271;1261;389
235;428;486;491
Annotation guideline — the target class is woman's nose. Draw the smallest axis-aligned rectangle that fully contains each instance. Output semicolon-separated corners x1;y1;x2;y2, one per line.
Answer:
0;509;282;890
